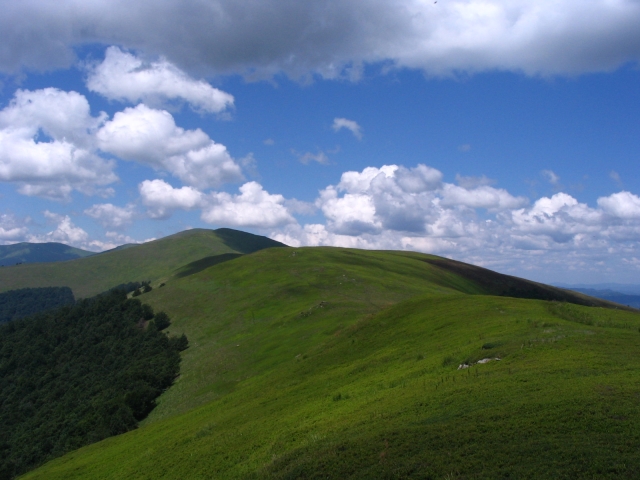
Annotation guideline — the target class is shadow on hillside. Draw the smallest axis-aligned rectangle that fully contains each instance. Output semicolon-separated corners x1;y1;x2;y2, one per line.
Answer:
173;253;243;279
214;228;287;254
423;257;636;311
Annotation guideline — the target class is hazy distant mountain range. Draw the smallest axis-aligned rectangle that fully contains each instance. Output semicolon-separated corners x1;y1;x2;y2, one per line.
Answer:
556;283;640;296
0;242;95;266
554;283;640;308
562;288;640;309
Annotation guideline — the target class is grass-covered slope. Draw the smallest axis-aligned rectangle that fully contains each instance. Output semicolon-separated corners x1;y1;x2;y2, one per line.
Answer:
0;243;94;266
0;229;286;299
23;247;640;479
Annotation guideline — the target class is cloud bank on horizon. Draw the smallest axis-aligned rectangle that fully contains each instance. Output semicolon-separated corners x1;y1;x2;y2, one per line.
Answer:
0;0;639;284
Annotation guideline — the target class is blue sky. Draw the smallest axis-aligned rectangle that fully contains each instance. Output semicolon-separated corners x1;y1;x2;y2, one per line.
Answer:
0;0;639;284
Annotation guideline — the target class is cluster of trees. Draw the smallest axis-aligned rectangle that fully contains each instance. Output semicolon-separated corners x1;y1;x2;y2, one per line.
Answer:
0;287;75;324
0;289;187;479
132;283;153;297
107;281;149;295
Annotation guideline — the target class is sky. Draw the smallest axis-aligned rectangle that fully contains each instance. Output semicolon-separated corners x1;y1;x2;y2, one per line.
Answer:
0;0;639;285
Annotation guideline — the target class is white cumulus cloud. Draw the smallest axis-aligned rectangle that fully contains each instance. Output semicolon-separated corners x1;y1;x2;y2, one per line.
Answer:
29;211;90;246
0;88;117;200
139;179;204;219
507;193;604;243
0;214;29;243
84;203;136;229
201;181;295;229
316;164;479;235
97;104;243;189
440;184;527;210
597;191;640;220
318;186;381;235
337;165;399;194
87;46;235;113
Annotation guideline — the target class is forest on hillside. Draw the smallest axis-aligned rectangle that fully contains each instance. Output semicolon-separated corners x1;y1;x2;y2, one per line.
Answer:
0;287;75;324
0;290;188;479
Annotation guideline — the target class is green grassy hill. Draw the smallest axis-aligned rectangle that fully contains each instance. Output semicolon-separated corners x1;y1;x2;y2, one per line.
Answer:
0;229;285;299
0;242;94;266
21;245;640;479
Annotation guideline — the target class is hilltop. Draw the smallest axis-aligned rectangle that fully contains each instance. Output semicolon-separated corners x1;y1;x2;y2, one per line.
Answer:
17;240;640;479
0;228;285;299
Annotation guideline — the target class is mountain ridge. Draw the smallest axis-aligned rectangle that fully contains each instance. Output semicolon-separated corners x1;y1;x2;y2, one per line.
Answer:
0;228;287;298
0;242;94;266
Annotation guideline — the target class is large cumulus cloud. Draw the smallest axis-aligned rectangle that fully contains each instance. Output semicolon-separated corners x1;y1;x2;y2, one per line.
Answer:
138;179;204;219
315;164;524;236
1;1;639;78
97;104;243;189
0;84;244;199
137;178;295;228
86;46;235;113
0;88;117;200
201;181;296;229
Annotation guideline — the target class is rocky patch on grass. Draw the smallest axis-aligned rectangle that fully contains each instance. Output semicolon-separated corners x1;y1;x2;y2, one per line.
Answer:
458;357;501;369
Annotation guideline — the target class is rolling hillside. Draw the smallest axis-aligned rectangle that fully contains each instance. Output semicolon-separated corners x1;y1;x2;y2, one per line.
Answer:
20;244;640;479
0;242;94;266
0;228;285;299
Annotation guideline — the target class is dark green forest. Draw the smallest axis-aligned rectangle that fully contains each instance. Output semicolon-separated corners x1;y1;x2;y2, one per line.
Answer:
0;290;188;479
0;287;75;324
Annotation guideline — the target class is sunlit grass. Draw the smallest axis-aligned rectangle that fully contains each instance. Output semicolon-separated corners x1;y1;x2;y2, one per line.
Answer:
22;247;640;479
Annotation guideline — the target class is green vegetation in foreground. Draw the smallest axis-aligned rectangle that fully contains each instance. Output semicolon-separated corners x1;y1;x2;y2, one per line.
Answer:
0;287;74;324
0;228;285;299
22;247;640;479
0;243;94;266
0;290;187;479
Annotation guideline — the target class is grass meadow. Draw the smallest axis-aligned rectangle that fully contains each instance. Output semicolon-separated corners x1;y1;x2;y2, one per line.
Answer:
21;246;640;479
